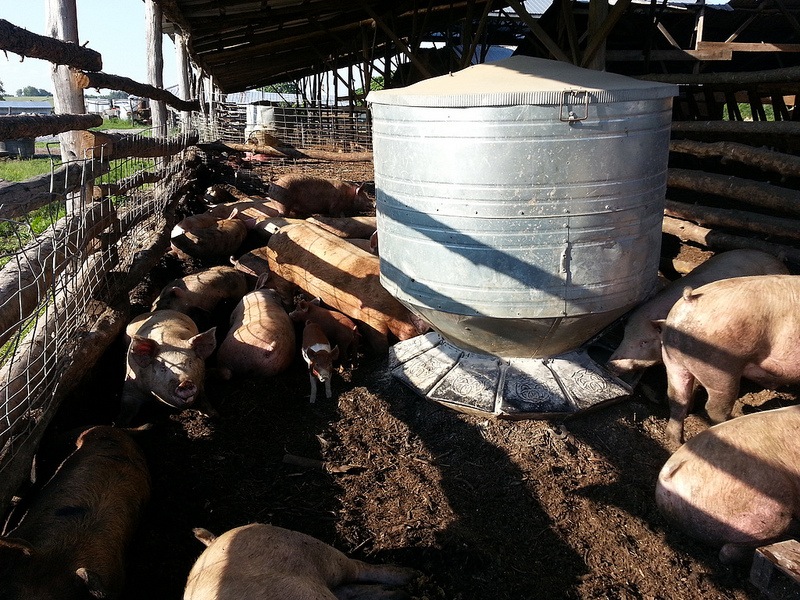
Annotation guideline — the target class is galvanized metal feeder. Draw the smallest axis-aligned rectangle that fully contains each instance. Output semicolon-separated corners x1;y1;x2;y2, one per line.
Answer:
368;56;677;417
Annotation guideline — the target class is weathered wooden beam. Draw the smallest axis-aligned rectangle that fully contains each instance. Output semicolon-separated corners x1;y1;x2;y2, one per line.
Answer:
608;48;733;61
506;0;571;63
0;160;109;219
640;65;800;85
0;18;101;71
671;120;800;149
0;114;101;140
363;4;433;79
197;141;373;163
76;131;199;161
668;167;800;217
664;199;800;243
72;70;200;112
669;139;800;178
662;215;800;265
698;41;800;53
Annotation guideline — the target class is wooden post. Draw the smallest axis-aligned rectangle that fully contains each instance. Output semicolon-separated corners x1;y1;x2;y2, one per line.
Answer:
45;0;86;160
175;32;192;133
145;0;167;136
584;0;609;70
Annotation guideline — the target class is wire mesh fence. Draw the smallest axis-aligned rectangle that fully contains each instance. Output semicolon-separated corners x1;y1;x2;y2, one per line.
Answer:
0;129;196;509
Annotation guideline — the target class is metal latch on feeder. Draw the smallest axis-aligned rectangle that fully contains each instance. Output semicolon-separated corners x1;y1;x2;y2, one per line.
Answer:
559;89;590;124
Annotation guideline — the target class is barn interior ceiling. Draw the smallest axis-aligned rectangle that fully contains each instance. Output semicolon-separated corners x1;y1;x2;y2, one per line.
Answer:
155;0;505;93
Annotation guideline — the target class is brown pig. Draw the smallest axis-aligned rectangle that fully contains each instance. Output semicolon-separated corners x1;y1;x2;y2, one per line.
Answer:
289;297;360;362
661;274;800;446
0;426;150;600
266;222;428;354
119;310;217;425
151;265;249;315
267;174;373;218
215;280;296;379
607;249;788;375
183;523;419;600
656;404;800;564
170;210;248;260
301;321;339;403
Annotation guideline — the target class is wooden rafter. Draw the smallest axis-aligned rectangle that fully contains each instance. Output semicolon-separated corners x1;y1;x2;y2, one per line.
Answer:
506;0;570;63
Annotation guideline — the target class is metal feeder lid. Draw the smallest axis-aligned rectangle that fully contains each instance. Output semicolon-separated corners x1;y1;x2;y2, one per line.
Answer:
367;56;678;108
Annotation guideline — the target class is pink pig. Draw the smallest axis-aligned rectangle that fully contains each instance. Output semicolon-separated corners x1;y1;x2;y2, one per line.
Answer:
267;174;373;218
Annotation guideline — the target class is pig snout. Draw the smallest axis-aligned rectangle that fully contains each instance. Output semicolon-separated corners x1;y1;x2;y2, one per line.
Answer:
175;380;199;402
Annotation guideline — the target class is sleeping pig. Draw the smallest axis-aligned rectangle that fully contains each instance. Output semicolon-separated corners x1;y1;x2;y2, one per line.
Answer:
0;426;150;600
656;404;800;564
267;174;373;218
607;249;788;375
152;266;249;316
183;523;419;600
119;310;217;425
170;209;248;260
661;274;800;446
215;278;296;380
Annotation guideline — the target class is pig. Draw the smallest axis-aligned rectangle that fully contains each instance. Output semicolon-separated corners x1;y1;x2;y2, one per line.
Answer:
0;426;150;599
119;310;217;425
151;266;249;316
289;297;360;363
301;321;339;403
607;249;788;375
266;222;429;354
655;404;800;564
661;274;800;446
170;209;248;260
183;523;419;600
267;174;374;218
215;279;296;380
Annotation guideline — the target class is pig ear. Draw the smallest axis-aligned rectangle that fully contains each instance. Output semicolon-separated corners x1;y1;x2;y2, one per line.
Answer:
130;336;159;367
0;537;34;558
331;346;340;361
191;328;217;360
310;297;322;306
651;319;666;333
168;286;185;299
76;567;108;599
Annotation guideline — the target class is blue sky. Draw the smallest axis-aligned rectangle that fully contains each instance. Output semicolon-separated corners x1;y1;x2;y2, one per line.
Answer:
1;1;177;95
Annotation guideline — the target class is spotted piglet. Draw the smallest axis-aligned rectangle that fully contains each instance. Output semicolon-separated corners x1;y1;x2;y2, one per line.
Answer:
301;321;339;403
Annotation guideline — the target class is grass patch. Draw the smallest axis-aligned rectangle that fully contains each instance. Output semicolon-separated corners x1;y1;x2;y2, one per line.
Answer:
723;103;776;121
0;158;59;182
92;117;144;131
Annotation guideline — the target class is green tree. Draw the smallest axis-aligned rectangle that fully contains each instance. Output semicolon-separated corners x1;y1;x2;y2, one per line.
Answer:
259;82;299;94
17;86;52;97
0;79;5;100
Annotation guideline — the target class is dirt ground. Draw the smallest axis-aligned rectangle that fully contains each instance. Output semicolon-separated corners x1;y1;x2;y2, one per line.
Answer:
21;157;798;600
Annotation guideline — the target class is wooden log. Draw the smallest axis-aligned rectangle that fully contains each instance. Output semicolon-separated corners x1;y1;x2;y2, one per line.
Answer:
641;65;800;86
669;139;800;178
197;141;373;163
662;215;800;265
0;160;109;219
46;0;87;160
0;18;102;71
76;131;199;161
664;199;800;243
0;201;116;350
0;114;102;140
668;168;800;217
72;70;200;113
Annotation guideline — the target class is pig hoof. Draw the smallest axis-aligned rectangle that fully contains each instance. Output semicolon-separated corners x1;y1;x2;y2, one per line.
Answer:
719;543;754;565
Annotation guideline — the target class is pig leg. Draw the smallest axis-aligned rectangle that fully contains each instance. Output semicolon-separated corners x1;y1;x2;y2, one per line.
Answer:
309;373;318;403
664;361;696;446
324;378;333;399
698;378;741;425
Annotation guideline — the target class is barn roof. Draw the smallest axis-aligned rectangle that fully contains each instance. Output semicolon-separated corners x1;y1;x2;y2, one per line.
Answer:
156;0;499;93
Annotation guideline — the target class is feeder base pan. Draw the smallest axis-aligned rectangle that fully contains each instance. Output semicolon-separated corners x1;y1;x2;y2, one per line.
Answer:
389;332;633;418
